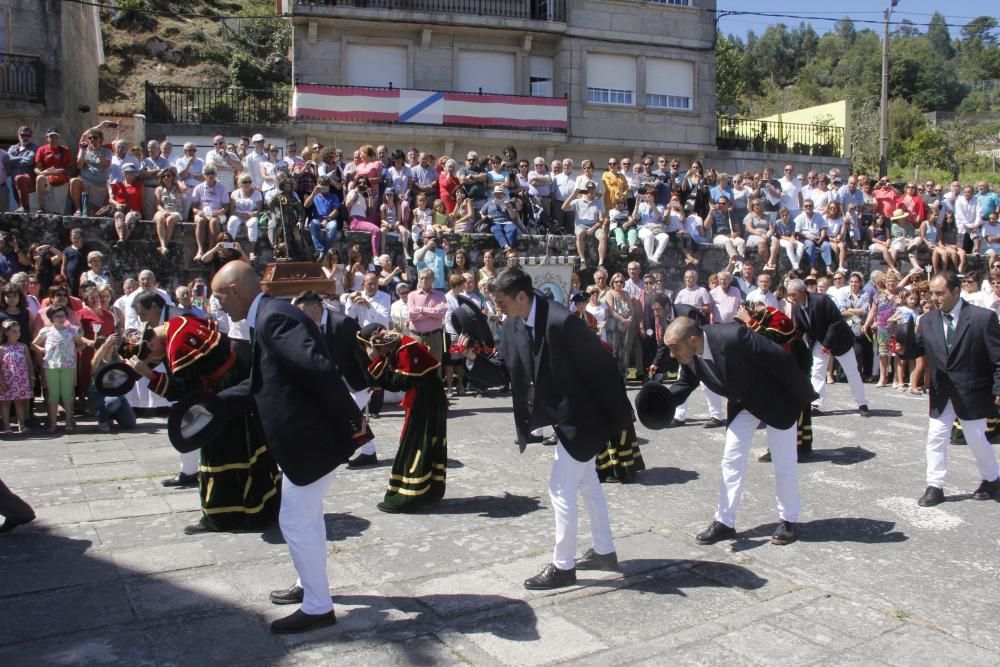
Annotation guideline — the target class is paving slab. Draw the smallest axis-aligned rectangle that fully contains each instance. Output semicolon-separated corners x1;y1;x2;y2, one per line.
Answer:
0;384;998;664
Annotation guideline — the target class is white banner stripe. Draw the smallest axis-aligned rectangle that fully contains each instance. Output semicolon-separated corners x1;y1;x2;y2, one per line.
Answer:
443;100;566;122
294;92;398;115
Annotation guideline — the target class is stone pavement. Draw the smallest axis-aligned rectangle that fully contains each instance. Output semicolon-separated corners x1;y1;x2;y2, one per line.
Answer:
1;383;999;666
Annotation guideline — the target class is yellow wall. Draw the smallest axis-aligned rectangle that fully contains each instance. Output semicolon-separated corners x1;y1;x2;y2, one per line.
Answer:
757;101;851;158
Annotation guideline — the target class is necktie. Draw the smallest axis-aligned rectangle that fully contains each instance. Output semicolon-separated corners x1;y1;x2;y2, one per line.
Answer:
249;326;257;349
943;313;954;351
526;324;539;354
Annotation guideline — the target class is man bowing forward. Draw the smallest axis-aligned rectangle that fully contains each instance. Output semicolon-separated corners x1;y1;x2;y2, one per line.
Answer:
212;261;364;634
468;267;634;589
664;317;816;546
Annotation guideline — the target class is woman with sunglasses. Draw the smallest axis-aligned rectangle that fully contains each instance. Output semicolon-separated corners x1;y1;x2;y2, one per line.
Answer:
69;124;113;215
345;176;381;259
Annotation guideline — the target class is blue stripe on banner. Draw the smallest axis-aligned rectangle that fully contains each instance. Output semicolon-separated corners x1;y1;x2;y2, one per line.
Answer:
399;92;444;123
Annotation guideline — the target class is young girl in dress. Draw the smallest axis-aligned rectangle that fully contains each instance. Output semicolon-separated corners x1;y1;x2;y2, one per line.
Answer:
411;193;434;248
31;305;86;433
0;320;35;434
888;290;919;391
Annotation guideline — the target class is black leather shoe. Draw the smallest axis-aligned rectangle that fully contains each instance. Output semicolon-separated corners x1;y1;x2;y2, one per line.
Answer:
703;417;726;429
575;548;619;571
523;563;576;590
771;521;799;545
668;418;686;427
347;453;378;469
859;405;871;417
917;486;945;507
695;520;736;545
971;478;999;501
542;435;558;446
270;584;305;605
161;472;198;488
811;407;824;416
757;450;772;462
270;608;337;634
519;434;545;444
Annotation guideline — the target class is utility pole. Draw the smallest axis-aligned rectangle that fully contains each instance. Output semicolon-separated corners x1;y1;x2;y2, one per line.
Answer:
879;0;899;179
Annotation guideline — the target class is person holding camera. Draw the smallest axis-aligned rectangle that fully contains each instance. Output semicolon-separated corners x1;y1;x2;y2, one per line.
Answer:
563;181;608;270
345;176;381;259
480;185;521;252
303;175;341;263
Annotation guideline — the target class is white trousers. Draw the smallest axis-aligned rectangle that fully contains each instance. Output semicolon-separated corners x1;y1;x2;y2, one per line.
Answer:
779;238;804;266
926;400;1000;488
675;385;725;421
716;409;800;528
227;215;260;243
280;469;335;615
550;440;614;570
810;342;867;410
180;449;199;476
351;387;378;456
639;227;669;262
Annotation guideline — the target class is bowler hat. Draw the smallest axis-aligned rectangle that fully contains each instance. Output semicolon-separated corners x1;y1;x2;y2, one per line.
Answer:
167;391;228;453
451;295;495;348
94;363;139;397
634;382;682;430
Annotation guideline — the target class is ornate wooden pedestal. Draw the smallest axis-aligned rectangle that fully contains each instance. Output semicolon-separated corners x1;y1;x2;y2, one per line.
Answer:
260;261;335;298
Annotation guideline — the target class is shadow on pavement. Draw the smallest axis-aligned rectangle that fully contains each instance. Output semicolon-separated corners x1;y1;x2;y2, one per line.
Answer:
732;517;907;551
260;513;371;545
424;493;542;518
446;406;515;417
800;446;876;466
632;466;700;487
595;558;767;593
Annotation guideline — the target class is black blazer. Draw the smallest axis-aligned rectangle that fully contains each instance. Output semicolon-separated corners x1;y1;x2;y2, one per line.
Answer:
470;296;634;461
322;309;371;393
793;292;854;356
910;300;1000;420
218;295;363;486
669;323;816;429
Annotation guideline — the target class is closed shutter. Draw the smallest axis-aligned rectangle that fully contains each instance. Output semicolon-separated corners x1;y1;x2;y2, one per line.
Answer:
457;50;516;94
586;54;635;106
345;45;407;88
645;59;694;110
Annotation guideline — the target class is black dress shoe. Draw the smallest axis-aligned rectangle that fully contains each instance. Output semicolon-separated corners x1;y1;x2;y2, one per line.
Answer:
347;453;378;469
270;584;304;605
520;434;545;444
161;472;198;488
270;608;337;634
695;520;736;545
575;548;619;571
0;515;34;534
703;417;726;429
859;405;871;417
971;477;1000;501
917;486;945;507
757;450;772;462
771;520;799;545
811;407;824;416
523;563;576;590
542;435;558;446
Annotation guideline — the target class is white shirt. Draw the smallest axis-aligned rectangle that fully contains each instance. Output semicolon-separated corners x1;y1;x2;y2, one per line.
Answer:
746;288;779;309
123;288;173;331
794;211;827;240
778;176;801;211
174;156;204;188
554;173;576;201
344;290;391;328
243;150;267;189
955;195;978;234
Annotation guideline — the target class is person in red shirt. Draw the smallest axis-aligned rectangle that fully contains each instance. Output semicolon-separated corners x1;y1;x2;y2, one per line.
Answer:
872;178;900;220
897;182;927;226
33;129;73;214
109;164;143;245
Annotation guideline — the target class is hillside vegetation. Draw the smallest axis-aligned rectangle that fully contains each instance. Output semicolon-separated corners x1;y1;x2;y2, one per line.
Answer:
99;0;289;115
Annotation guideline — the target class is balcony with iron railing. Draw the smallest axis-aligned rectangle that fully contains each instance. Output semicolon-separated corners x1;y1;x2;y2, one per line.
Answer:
144;83;290;126
292;0;566;25
716;115;845;158
0;53;44;104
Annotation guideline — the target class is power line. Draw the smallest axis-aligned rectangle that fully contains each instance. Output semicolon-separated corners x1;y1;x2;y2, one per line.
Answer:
719;10;997;29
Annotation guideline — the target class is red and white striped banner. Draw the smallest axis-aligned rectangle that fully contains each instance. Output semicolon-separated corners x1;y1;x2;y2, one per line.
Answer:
293;85;567;132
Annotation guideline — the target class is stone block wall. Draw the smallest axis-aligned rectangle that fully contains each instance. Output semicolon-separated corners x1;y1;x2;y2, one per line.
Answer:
0;212;987;296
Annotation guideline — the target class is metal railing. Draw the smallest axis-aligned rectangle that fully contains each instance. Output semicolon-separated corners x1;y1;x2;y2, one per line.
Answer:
293;0;565;21
144;83;290;126
0;53;44;103
716;115;845;158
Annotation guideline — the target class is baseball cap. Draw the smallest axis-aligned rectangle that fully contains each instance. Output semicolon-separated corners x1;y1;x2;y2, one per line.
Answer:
45;128;60;137
493;185;505;194
251;133;265;143
122;163;137;173
466;151;478;160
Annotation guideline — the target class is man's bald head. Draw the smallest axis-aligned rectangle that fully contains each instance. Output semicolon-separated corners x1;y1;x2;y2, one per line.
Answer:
663;316;703;365
665;316;700;343
211;260;261;321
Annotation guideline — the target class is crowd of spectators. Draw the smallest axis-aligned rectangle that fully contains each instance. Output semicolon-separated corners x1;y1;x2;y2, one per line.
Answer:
3;126;1000;414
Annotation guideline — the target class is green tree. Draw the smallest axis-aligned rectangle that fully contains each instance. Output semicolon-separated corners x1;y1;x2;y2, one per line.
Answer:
927;13;954;59
716;31;746;112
